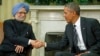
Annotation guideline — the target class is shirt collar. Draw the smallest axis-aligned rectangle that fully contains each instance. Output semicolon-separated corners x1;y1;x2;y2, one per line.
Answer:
74;17;80;27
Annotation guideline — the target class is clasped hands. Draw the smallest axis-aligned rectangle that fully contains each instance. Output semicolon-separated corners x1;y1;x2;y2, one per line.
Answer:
15;40;45;53
30;40;45;49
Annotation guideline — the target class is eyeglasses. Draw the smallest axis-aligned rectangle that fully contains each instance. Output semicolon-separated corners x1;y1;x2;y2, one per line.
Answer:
17;12;27;15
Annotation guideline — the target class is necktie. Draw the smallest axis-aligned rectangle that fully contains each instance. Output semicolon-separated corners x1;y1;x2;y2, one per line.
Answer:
73;25;80;53
73;25;78;45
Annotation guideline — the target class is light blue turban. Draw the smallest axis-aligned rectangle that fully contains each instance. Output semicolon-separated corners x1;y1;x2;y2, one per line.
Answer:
12;3;29;16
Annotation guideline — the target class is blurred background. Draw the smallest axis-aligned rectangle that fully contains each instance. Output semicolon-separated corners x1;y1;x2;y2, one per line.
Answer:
0;0;100;22
0;0;100;56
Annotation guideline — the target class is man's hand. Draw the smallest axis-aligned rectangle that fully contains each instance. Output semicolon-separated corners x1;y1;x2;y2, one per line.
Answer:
15;45;24;53
75;53;81;56
30;40;45;49
75;51;89;56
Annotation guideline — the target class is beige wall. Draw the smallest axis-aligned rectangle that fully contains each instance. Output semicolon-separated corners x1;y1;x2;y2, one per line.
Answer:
0;0;30;22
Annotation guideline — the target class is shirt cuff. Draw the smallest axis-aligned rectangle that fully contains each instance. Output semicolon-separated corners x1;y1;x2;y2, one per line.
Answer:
87;51;91;53
28;39;32;45
45;42;47;47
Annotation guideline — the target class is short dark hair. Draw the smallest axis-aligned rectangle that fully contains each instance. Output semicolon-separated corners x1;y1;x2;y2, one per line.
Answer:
65;2;80;15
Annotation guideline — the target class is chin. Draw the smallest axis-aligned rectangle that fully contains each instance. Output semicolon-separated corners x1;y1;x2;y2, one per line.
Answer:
67;21;72;24
66;20;69;23
19;18;25;21
17;19;25;22
20;20;25;22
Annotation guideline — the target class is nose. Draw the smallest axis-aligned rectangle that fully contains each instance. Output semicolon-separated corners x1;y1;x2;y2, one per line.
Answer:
21;12;26;16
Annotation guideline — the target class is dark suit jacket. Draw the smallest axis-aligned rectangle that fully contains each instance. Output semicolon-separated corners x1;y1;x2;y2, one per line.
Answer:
46;17;100;54
0;19;36;52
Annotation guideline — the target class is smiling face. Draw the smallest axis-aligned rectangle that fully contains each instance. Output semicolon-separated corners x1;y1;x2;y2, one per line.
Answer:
64;2;80;24
64;7;79;24
14;7;27;22
64;7;75;23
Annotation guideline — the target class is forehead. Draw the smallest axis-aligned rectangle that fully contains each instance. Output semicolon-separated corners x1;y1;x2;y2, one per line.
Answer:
64;7;71;12
18;8;26;12
64;7;75;13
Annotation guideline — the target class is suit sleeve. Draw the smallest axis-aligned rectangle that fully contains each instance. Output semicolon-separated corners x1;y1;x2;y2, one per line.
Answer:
89;19;100;53
28;24;36;40
27;24;36;49
46;25;69;51
3;20;35;47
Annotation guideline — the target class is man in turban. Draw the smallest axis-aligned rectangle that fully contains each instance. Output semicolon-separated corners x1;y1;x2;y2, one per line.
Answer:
0;2;42;56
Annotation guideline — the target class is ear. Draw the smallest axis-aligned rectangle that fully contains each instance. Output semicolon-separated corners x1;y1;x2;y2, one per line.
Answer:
72;11;77;16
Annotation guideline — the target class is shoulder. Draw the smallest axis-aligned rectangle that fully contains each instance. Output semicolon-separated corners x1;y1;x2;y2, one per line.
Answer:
4;19;14;25
81;17;99;23
4;19;14;23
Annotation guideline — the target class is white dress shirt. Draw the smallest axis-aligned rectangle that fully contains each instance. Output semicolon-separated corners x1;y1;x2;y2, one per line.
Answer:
74;17;87;50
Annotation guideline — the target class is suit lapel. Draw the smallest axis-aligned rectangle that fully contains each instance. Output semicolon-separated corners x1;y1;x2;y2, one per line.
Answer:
67;24;74;46
81;17;87;44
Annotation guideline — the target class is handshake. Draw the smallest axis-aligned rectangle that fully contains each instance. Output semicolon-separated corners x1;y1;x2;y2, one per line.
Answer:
30;40;45;49
14;40;45;53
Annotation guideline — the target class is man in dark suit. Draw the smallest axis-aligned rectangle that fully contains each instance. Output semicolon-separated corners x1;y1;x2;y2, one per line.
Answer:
0;3;42;56
38;2;100;56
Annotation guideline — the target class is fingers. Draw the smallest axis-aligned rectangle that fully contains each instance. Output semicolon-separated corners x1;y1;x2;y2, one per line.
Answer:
15;45;24;53
30;40;45;49
33;40;43;48
34;41;44;48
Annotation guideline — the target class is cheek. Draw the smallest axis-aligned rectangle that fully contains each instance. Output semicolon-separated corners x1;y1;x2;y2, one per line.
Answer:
15;14;23;19
24;15;26;17
15;14;21;18
64;14;70;20
21;14;26;18
65;15;72;22
64;14;68;18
